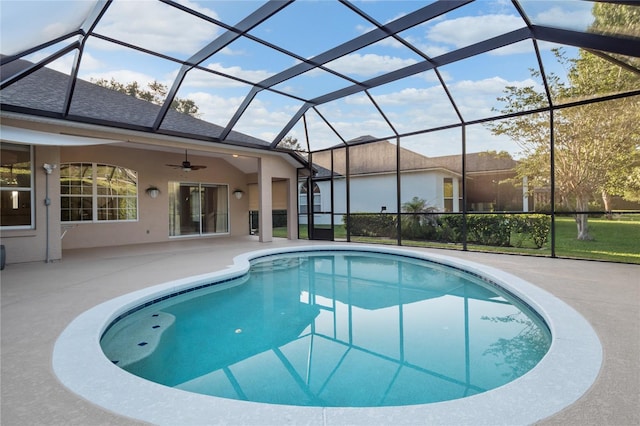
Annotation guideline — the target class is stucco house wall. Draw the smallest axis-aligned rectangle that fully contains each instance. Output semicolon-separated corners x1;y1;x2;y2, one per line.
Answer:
300;139;519;227
301;170;460;226
1;136;301;264
0;145;62;264
58;145;251;250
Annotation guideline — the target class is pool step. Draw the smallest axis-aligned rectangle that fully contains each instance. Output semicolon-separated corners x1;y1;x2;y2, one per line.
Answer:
251;256;307;273
101;311;175;368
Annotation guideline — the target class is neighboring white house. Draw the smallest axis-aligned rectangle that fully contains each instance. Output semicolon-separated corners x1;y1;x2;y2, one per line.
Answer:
300;139;528;226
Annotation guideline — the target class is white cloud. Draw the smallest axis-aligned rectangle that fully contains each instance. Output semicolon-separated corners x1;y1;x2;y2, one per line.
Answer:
489;40;535;56
186;92;244;125
455;76;511;94
32;51;103;76
447;76;543;123
42;22;73;40
378;86;447;105
76;53;103;72
160;65;266;91
203;63;272;85
301;72;541;154
406;40;450;58
427;14;524;49
189;91;306;143
326;53;418;77
218;46;246;56
94;0;221;56
535;6;594;31
1;1;94;56
434;69;452;82
453;76;540;95
231;97;304;142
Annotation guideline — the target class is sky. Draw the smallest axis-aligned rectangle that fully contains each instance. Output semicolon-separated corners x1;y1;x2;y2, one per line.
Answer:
1;0;599;157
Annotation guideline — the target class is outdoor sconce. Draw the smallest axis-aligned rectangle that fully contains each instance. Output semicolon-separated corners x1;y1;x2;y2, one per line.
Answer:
233;189;244;200
146;186;160;199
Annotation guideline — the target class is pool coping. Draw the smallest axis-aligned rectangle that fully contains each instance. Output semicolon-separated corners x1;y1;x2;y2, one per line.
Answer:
52;244;602;425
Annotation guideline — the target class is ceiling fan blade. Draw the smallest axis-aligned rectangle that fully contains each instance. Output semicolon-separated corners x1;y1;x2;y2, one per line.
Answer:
165;150;206;171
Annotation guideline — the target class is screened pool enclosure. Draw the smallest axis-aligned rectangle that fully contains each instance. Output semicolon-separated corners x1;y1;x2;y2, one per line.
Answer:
1;0;639;262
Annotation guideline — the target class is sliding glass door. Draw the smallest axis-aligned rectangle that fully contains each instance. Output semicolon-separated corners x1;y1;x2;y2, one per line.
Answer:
169;182;228;237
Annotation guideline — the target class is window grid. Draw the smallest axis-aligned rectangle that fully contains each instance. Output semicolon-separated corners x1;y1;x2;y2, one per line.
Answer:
0;143;33;228
300;182;321;214
61;163;138;223
443;178;462;213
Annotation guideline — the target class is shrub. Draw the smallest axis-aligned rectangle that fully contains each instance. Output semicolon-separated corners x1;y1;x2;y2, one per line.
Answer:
346;213;396;238
466;214;512;246
527;214;551;248
400;213;440;240
346;212;550;249
439;214;464;243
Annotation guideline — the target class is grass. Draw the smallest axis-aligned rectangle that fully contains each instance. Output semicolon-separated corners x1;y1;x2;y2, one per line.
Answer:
273;215;640;264
554;216;640;263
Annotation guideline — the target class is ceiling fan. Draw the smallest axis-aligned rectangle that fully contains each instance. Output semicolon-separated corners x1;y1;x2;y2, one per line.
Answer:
166;150;207;172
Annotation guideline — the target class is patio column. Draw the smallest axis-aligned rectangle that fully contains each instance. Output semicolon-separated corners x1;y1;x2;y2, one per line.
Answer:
286;177;298;239
257;158;273;243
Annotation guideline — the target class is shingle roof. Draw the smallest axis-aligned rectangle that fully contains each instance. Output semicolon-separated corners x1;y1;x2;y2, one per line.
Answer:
0;58;271;148
312;139;517;176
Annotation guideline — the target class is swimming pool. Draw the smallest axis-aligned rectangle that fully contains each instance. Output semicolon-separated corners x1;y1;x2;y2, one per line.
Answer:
53;245;602;425
100;250;551;407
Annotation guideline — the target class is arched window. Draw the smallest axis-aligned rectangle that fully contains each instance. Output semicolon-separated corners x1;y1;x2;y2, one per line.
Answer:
299;182;321;214
60;163;138;222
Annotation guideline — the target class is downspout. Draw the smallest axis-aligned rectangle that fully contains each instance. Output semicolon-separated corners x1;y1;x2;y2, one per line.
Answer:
43;163;56;263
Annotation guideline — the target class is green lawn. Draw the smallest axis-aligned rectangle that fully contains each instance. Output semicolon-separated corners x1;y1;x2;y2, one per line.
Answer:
275;215;640;264
554;216;640;263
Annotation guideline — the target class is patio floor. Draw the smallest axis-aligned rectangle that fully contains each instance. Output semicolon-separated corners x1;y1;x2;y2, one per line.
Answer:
1;236;638;425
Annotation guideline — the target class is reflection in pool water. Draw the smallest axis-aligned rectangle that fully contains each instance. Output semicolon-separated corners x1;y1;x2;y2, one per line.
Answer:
101;251;550;407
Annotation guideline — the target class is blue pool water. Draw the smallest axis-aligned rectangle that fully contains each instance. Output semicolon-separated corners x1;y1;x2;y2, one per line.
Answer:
101;251;551;407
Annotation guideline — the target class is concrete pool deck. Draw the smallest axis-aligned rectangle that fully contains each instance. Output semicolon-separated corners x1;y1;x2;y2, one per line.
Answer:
1;236;638;425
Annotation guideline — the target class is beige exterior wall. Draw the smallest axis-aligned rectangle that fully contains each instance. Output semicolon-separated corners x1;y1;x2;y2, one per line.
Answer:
248;180;289;210
256;156;299;242
58;144;252;249
1;145;62;264
1;130;301;264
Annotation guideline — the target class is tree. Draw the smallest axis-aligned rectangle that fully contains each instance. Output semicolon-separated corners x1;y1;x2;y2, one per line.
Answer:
401;196;438;236
92;78;201;118
278;135;303;151
482;312;550;380
585;2;640;209
488;4;640;240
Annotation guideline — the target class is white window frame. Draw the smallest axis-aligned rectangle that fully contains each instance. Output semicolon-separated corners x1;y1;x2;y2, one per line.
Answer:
299;182;321;214
168;182;229;237
60;162;139;223
0;143;34;230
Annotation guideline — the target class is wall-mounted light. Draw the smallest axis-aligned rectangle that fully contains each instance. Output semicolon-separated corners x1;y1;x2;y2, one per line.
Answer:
146;186;160;199
233;189;244;200
43;163;56;175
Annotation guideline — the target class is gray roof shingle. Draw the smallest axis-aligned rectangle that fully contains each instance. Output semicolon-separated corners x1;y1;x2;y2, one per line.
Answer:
1;58;271;148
